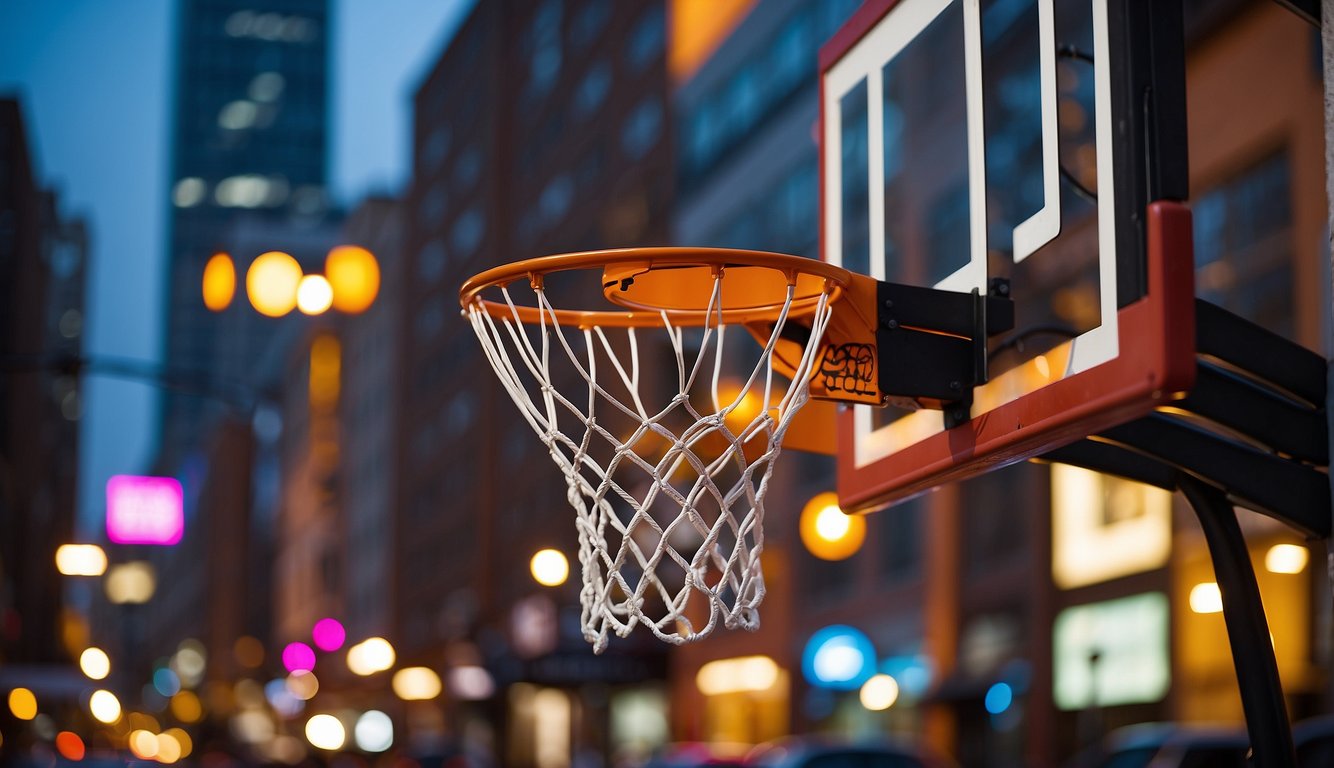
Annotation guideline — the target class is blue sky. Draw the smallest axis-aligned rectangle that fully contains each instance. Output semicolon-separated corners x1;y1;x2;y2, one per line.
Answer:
0;0;472;531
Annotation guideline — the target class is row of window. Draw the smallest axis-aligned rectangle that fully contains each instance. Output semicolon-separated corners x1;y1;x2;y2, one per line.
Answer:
679;0;860;189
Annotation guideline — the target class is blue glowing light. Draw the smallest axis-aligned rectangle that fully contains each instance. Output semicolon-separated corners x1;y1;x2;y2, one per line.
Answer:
152;667;181;697
802;625;875;690
984;682;1013;715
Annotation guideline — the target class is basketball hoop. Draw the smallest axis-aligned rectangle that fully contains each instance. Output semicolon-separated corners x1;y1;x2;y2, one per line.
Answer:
460;248;851;651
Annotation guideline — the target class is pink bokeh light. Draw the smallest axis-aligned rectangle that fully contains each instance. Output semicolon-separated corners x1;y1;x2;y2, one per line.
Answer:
282;642;316;673
106;475;184;546
311;618;346;652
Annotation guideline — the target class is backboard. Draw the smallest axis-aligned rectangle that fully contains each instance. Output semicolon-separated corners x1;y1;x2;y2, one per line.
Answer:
819;0;1195;513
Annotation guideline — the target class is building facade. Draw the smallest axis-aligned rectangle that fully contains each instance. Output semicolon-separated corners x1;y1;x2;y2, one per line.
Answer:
400;0;676;763
160;0;330;465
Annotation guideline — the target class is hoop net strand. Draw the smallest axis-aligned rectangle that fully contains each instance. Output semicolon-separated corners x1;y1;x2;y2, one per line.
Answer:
467;269;834;652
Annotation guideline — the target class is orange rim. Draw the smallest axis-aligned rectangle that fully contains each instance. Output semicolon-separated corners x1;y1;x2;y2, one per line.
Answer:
460;247;852;328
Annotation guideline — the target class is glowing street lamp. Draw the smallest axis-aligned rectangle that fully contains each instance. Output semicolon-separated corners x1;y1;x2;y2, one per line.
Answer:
105;561;156;604
88;689;121;724
202;252;237;311
79;647;111;680
392;666;443;700
530;548;569;587
347;637;396;676
296;274;334;315
325;245;380;314
246;251;303;317
55;544;107;576
799;492;866;561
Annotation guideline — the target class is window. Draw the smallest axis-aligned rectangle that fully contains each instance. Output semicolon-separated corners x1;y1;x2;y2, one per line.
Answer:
539;175;574;224
570;0;609;49
453;146;482;190
1192;151;1294;337
451;207;485;257
422;125;451;172
417;184;447;226
416;239;447;283
627;8;665;71
877;498;922;582
621;99;662;159
573;61;611;118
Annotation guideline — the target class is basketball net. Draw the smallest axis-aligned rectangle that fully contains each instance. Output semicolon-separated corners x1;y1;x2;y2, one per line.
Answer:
466;271;833;652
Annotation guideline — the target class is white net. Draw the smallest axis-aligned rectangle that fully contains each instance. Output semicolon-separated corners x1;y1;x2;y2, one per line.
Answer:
465;270;834;652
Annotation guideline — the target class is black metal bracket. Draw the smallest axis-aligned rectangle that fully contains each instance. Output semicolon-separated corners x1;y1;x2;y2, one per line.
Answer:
875;278;1014;426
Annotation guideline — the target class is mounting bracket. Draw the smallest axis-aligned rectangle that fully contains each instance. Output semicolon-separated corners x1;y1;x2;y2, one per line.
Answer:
875;278;1014;427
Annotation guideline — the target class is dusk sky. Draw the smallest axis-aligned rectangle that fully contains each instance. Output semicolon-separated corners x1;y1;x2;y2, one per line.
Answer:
0;0;473;530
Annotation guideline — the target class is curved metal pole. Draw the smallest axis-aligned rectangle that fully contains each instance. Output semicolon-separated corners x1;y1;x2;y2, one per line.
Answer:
1178;473;1295;768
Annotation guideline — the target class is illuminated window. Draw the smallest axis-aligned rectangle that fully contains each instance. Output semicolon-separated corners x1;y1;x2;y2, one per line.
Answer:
1051;464;1172;589
1053;593;1170;710
451;208;485;257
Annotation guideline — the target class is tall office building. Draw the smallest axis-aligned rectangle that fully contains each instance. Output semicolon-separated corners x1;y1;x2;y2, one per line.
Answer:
161;0;330;464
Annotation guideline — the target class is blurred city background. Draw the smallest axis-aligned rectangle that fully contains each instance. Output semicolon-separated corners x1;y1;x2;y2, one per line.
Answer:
0;0;1329;766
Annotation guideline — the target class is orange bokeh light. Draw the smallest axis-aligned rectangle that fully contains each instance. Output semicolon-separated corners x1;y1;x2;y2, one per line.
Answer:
55;731;86;761
325;245;380;314
202;253;236;311
246;251;302;317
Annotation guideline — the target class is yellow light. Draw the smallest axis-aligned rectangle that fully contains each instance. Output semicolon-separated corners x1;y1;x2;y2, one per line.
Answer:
1189;582;1223;614
392;667;443;701
815;506;851;540
129;729;159;759
80;647;111;680
285;670;319;701
347;637;396;676
325;245;380;314
55;544;107;576
859;673;900;711
202;252;237;311
296;274;334;315
1265;544;1308;575
695;655;779;695
88;689;121;724
8;687;37;720
309;334;341;411
105;561;156;604
669;0;757;82
305;713;346;751
530;549;570;587
170;690;203;723
164;728;193;759
799;492;866;561
1051;464;1172;589
156;731;183;764
246;251;302;317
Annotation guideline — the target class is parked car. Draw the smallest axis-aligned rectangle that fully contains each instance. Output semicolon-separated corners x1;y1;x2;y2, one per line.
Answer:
1293;713;1334;767
1065;723;1249;768
746;737;952;768
642;742;749;767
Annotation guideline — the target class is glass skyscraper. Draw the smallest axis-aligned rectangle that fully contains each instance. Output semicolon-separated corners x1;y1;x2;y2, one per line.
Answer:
161;0;329;463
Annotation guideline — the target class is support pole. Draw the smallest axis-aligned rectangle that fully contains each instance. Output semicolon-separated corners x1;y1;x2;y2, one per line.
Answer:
1179;474;1295;768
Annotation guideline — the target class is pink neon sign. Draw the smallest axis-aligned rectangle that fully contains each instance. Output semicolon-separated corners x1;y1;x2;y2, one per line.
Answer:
106;475;184;545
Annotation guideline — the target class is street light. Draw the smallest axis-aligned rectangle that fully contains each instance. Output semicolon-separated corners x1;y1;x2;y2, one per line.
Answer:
530;548;569;587
79;647;111;680
245;251;302;317
346;637;395;676
105;561;156;604
799;492;866;561
55;544;107;576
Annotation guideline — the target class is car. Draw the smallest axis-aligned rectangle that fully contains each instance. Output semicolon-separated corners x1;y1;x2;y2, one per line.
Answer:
745;737;951;768
1293;713;1334;767
1064;723;1250;768
641;742;750;767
